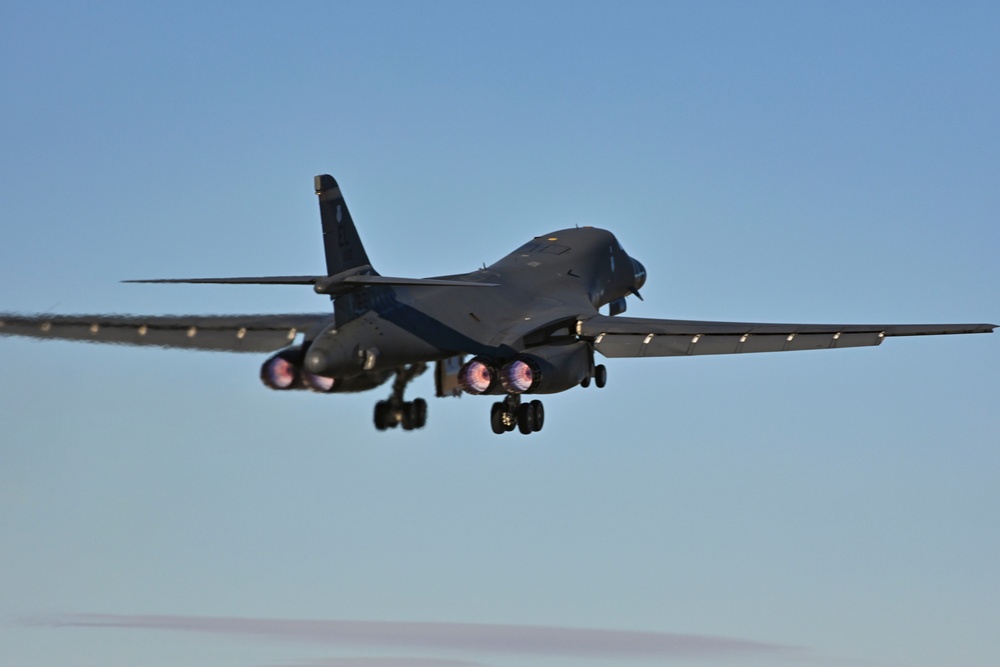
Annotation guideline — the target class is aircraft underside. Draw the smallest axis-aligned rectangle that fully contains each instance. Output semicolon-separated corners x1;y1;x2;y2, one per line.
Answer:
258;338;611;434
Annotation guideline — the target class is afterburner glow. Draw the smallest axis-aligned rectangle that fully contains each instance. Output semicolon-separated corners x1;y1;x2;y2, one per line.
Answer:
263;355;297;389
501;359;536;393
458;358;495;394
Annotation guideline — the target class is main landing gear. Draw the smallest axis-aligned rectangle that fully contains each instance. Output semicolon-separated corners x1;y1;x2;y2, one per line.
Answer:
490;394;545;435
374;363;428;431
579;363;607;389
487;363;606;435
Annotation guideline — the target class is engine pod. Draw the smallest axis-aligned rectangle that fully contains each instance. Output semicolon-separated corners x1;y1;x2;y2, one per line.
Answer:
499;341;591;395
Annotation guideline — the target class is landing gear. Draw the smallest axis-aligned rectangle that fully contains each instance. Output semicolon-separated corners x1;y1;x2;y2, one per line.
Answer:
373;364;428;431
517;403;535;434
491;395;544;435
594;363;607;388
529;399;544;430
405;398;428;430
579;363;607;389
490;402;511;434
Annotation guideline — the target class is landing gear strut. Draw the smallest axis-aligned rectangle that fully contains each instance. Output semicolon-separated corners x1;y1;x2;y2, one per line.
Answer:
490;394;544;435
374;363;428;431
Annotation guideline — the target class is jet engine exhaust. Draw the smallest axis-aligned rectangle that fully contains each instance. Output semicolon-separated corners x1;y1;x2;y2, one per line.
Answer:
303;371;336;393
500;358;540;394
458;357;498;394
260;351;302;390
261;347;392;394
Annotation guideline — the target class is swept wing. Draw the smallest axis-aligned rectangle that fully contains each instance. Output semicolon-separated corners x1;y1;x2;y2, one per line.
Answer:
578;316;995;358
0;313;330;353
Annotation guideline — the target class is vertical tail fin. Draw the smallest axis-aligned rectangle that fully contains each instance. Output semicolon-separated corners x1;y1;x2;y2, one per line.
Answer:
314;174;376;276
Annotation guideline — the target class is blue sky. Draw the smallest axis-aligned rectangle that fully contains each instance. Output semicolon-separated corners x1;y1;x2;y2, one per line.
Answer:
1;2;998;667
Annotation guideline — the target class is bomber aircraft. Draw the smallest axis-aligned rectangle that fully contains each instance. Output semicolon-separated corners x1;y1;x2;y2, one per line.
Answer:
1;175;994;434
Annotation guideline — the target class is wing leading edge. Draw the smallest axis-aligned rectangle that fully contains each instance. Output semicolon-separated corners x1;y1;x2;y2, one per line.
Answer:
577;315;995;358
0;313;331;353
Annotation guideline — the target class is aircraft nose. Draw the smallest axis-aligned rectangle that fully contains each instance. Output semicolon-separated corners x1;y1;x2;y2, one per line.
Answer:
631;257;647;292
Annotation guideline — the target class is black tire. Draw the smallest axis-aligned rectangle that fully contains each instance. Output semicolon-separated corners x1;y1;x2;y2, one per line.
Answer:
412;398;428;429
374;401;390;431
490;402;506;434
594;364;607;388
530;400;544;432
505;415;517;431
580;376;591;388
401;401;415;430
517;403;535;434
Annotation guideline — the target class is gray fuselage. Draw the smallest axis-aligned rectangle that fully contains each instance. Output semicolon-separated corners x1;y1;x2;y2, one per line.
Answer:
303;227;646;379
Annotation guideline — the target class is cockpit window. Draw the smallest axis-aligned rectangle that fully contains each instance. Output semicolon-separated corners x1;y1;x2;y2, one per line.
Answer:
540;244;570;255
518;242;570;255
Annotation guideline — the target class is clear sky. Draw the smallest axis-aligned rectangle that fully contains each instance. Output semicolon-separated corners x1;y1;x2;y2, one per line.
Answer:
1;2;998;667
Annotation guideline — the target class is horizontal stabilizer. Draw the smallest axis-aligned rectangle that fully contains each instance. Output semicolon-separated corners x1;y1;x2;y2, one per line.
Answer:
125;275;499;294
124;276;319;285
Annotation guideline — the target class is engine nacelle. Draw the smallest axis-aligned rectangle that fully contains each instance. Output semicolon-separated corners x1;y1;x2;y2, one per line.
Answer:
303;315;442;378
261;347;390;394
303;368;392;394
304;338;372;378
499;341;591;395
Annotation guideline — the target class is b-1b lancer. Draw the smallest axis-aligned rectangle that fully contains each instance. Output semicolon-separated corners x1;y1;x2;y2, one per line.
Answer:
1;175;994;434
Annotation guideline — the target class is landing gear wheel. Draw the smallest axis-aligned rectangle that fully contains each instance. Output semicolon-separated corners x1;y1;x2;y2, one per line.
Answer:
490;402;506;434
401;401;415;431
374;400;391;431
401;399;427;430
530;400;544;432
517;403;535;434
490;395;523;434
412;398;427;429
580;376;591;388
372;364;428;433
594;364;607;388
